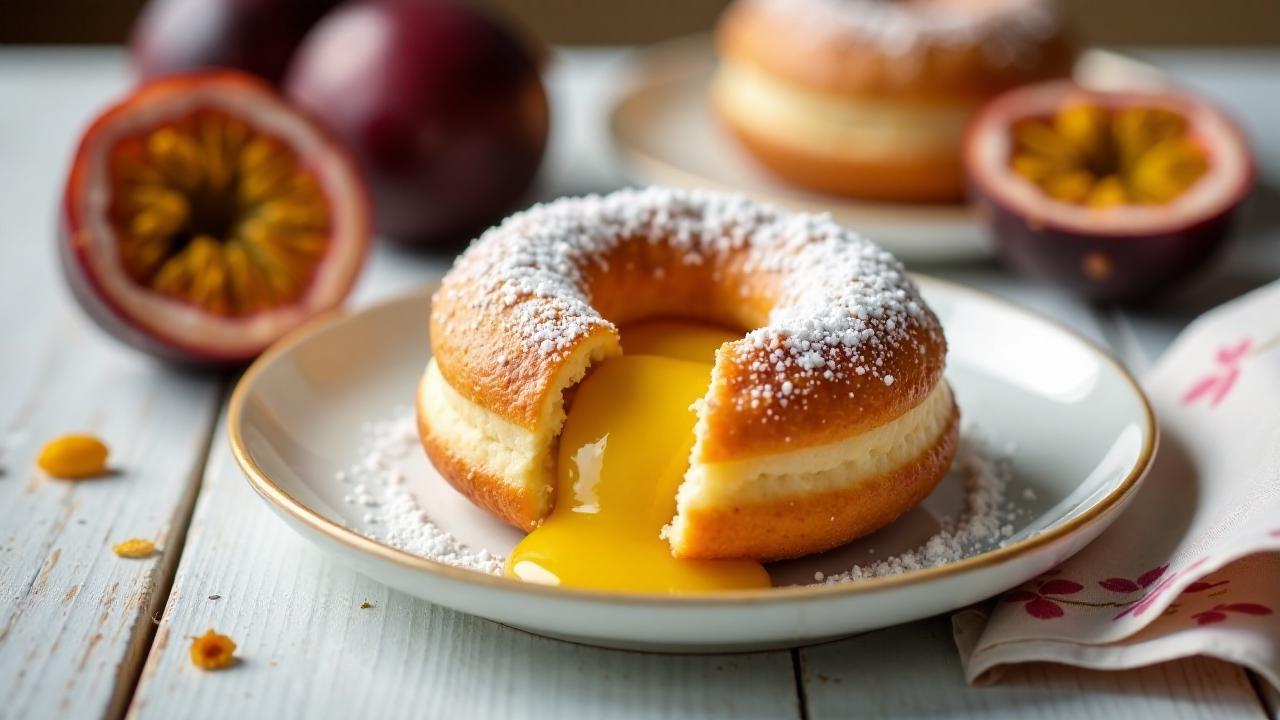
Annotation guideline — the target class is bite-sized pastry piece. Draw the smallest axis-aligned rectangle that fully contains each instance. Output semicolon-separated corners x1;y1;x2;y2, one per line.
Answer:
713;0;1074;202
418;188;957;590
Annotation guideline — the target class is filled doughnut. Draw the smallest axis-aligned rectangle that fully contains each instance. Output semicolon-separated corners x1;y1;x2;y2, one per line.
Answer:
713;0;1074;202
418;188;958;591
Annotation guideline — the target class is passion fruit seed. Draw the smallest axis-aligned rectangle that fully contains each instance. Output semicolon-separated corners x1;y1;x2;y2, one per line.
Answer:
109;110;331;317
1082;251;1115;281
113;538;158;558
190;630;237;670
1011;105;1209;207
37;434;110;479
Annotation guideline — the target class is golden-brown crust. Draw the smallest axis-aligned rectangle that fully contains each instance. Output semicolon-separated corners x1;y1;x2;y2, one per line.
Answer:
430;203;946;460
571;237;944;459
700;316;945;462
423;189;951;545
416;396;542;531
676;405;960;561
713;0;1072;202
716;0;1074;102
429;298;618;433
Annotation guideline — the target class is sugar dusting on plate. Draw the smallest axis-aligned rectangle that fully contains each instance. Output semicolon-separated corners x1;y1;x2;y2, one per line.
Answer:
340;412;503;575
343;411;1024;585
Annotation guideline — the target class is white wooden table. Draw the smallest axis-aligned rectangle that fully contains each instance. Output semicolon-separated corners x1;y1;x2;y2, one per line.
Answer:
2;46;1278;720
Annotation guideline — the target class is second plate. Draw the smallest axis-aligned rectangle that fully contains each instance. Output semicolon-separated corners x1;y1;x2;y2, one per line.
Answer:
609;36;1170;262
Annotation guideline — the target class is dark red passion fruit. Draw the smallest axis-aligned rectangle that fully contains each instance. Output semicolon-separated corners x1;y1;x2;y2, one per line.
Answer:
966;80;1253;303
284;0;550;247
61;71;371;365
130;0;341;84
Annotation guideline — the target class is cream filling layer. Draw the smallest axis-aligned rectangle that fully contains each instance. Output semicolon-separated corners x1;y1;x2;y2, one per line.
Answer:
420;358;544;491
419;332;615;509
713;59;973;160
423;355;953;532
679;381;955;511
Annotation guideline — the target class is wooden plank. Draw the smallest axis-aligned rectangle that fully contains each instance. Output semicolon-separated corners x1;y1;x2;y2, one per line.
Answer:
1097;226;1280;372
125;412;800;720
0;48;226;719
800;617;1266;720
1099;233;1280;374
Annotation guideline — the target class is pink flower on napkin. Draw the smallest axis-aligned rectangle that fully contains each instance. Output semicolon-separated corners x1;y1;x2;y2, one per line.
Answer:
1098;564;1168;593
1181;338;1251;407
1191;603;1273;626
955;281;1280;691
1113;558;1208;620
1184;579;1229;594
1003;578;1084;620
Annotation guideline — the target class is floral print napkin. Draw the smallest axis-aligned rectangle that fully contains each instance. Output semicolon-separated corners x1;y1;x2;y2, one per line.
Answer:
953;280;1280;690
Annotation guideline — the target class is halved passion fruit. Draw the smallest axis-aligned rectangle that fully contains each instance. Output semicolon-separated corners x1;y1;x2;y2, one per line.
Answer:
61;71;371;364
966;80;1253;302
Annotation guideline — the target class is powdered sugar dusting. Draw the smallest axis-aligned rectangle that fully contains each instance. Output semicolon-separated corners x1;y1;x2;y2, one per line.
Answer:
344;412;502;575
747;0;1060;67
439;187;934;415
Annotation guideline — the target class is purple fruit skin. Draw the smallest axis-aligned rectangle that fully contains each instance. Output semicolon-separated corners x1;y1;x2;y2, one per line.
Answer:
979;192;1241;304
283;0;549;246
130;0;340;83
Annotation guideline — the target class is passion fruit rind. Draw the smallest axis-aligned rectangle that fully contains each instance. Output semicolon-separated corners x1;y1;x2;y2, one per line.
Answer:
966;80;1254;303
978;193;1241;303
61;70;372;365
130;0;341;84
59;215;211;365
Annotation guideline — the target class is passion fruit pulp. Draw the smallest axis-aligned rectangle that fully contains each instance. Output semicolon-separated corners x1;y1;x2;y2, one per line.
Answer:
110;110;335;316
1011;105;1210;207
967;81;1253;302
61;71;371;364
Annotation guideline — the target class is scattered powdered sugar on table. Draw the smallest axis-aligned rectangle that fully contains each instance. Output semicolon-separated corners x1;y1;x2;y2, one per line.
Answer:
339;411;503;575
815;425;1018;584
342;411;1023;585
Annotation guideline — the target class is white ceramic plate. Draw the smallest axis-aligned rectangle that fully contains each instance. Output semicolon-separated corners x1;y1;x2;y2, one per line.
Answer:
609;37;1171;262
230;277;1154;652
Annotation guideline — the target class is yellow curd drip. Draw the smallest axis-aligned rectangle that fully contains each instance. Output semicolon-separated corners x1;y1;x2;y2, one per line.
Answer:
505;320;771;593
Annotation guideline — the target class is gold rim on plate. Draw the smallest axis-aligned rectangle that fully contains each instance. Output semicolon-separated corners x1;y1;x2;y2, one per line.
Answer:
229;275;1157;606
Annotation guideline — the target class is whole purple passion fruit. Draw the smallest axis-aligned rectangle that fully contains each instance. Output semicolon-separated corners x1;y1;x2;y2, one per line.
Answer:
965;80;1253;303
61;71;371;365
130;0;341;84
283;0;550;247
